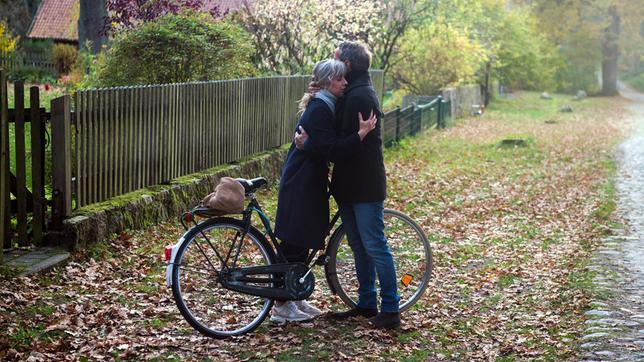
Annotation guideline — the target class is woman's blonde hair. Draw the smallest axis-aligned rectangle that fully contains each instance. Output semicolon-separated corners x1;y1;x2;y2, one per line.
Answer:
298;59;346;113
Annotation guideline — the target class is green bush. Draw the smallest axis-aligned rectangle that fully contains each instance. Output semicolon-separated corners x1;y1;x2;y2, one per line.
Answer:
8;66;56;84
98;13;256;86
18;39;53;54
52;43;78;75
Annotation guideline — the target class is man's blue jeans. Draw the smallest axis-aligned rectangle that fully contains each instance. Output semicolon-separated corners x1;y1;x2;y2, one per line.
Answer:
338;201;400;313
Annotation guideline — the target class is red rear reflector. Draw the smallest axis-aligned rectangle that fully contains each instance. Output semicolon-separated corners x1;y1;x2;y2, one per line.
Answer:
184;212;193;223
165;246;173;262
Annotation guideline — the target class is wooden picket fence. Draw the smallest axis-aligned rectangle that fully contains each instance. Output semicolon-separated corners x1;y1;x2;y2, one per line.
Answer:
0;68;452;252
0;71;50;254
72;72;384;208
0;51;57;75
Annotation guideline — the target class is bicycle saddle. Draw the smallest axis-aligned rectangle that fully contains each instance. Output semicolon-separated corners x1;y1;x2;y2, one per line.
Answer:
235;177;268;194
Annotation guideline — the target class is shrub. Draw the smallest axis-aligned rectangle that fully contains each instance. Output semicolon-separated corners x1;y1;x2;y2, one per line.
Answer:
0;20;19;55
63;47;104;92
52;43;78;75
98;13;256;86
8;66;56;84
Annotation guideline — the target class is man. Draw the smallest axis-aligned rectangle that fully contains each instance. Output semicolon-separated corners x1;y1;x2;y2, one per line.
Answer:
296;41;400;329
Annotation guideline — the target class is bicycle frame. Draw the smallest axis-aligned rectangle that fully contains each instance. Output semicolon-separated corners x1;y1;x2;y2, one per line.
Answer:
180;192;342;269
167;191;344;298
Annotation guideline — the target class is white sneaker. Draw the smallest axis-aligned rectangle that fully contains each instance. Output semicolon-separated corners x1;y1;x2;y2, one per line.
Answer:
294;300;322;317
269;301;313;324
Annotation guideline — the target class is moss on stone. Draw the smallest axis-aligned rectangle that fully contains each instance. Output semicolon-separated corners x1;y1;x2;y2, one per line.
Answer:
64;146;289;250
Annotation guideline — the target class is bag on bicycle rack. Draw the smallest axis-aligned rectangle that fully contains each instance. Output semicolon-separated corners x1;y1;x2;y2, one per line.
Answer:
201;177;245;215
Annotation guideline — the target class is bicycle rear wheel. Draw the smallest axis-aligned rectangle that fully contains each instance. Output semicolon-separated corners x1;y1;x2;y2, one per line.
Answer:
171;218;276;338
326;209;432;313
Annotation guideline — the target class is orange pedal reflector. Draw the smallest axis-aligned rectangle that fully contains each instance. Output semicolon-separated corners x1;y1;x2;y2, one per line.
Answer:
401;273;413;287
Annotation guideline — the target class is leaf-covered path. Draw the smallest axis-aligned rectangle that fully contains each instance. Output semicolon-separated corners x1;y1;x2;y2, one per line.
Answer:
0;92;630;361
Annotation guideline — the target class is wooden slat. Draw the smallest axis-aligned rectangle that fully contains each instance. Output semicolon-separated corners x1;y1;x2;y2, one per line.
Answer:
1;69;10;252
90;90;97;204
95;90;102;202
30;86;44;244
214;82;221;166
151;85;159;184
178;84;185;178
168;84;176;180
108;88;115;199
104;89;112;200
127;87;134;193
136;87;143;190
115;88;123;196
14;81;27;244
159;84;165;181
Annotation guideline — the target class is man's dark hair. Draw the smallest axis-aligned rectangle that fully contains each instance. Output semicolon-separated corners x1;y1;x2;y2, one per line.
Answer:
337;41;372;72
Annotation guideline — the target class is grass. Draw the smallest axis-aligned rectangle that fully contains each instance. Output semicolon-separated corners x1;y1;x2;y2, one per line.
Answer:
621;71;644;92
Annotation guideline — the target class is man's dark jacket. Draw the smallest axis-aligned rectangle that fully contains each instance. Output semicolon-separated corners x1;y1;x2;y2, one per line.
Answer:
330;70;386;203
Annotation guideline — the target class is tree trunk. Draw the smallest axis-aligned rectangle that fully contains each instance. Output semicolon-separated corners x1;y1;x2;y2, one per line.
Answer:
78;0;107;54
601;5;620;96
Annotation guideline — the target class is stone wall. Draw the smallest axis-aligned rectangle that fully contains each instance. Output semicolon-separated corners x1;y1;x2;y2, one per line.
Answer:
441;85;483;118
400;85;484;119
62;147;288;250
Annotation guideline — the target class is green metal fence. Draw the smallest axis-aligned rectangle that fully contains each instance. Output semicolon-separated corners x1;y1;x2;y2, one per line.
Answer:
382;96;451;147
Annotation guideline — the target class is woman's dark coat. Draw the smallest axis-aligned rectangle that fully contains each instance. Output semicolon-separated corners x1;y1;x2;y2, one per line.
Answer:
274;98;362;250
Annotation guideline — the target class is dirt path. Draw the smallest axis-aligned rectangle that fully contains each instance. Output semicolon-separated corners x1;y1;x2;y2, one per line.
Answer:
581;83;644;361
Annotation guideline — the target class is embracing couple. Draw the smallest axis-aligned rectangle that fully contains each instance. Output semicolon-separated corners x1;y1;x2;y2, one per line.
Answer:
272;41;400;330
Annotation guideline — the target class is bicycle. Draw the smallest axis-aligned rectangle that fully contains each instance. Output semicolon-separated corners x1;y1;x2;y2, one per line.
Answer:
165;177;432;339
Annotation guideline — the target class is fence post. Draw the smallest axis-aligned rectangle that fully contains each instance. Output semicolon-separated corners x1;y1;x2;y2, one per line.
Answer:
395;107;401;142
14;82;28;244
51;95;72;230
0;69;8;256
414;104;421;135
30;86;44;244
442;99;450;128
436;96;442;129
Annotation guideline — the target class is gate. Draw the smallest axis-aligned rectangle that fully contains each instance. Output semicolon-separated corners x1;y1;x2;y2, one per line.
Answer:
0;69;50;259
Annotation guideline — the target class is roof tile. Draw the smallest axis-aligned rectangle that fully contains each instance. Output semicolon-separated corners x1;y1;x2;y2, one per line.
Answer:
28;0;79;41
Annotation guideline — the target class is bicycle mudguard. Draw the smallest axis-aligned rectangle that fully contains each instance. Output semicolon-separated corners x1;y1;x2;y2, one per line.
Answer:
323;225;344;296
165;235;185;287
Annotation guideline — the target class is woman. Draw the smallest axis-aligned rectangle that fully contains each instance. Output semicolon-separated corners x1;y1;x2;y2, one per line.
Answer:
270;59;377;324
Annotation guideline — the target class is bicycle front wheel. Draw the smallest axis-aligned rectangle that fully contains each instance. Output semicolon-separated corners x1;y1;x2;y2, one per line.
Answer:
326;209;432;313
171;218;276;338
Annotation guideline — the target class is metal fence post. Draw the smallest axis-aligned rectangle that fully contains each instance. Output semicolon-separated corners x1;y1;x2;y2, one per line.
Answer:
51;95;72;230
395;107;401;142
436;96;442;129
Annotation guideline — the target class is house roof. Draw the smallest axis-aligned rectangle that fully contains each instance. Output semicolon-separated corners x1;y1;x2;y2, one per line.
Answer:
27;0;79;42
26;0;248;42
